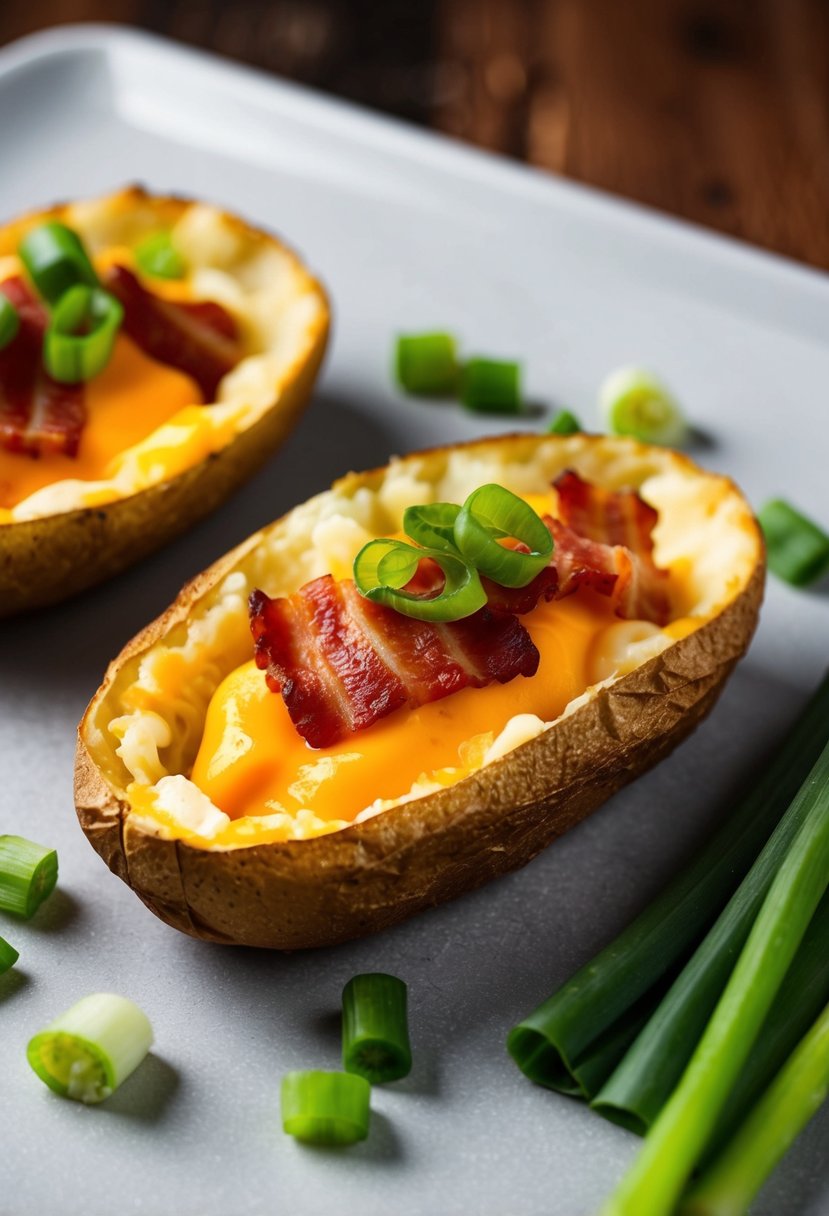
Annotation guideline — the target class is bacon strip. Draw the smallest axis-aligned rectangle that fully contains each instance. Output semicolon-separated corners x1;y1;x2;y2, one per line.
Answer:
0;278;86;459
250;576;542;748
104;264;243;401
551;470;670;624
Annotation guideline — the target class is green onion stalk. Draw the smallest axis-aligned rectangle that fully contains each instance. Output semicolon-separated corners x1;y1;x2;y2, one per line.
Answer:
600;734;829;1216
679;1001;829;1216
507;672;829;1099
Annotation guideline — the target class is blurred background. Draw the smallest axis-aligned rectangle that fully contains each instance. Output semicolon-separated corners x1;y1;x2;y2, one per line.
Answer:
2;0;829;270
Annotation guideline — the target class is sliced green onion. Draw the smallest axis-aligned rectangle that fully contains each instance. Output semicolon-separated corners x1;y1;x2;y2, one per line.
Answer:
342;973;412;1083
758;498;829;587
679;1001;829;1216
601;734;829;1216
134;230;187;280
395;332;458;396
44;285;123;384
27;993;153;1104
281;1070;370;1145
18;220;98;304
354;537;486;622
454;484;553;588
600;366;687;446
508;671;829;1099
547;409;582;435
460;357;522;414
0;835;58;919
0;935;19;974
0;293;20;349
403;502;461;553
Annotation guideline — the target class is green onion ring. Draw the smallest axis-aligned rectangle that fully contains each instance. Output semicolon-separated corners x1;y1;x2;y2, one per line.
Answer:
18;221;98;305
134;230;187;280
0;293;20;350
402;502;461;553
353;537;486;622
44;285;124;384
281;1070;371;1145
454;484;553;588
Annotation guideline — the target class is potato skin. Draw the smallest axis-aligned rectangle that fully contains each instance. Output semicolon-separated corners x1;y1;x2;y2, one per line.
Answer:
0;187;329;616
75;436;765;949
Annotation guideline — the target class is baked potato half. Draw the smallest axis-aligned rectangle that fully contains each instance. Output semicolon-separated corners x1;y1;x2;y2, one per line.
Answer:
75;433;764;948
0;186;328;615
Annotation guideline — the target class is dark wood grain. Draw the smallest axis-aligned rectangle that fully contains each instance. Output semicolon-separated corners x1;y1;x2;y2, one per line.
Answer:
3;0;829;270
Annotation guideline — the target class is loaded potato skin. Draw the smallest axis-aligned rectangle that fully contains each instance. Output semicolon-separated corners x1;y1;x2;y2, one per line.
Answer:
75;433;764;948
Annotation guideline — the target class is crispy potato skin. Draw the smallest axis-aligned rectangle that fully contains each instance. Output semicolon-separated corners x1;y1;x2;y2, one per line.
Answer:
0;187;329;616
75;435;765;949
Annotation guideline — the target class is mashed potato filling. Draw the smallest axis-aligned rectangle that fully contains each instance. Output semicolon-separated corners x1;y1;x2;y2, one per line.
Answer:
89;437;759;849
0;194;325;522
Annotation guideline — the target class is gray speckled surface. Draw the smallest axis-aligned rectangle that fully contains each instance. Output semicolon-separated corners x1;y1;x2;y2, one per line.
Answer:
1;27;828;1216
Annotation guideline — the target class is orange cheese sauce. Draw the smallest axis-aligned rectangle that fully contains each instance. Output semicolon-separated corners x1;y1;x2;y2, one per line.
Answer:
0;337;202;508
189;589;616;828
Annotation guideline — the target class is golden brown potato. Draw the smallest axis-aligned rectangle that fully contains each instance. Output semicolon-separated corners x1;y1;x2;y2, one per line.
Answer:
0;186;328;615
75;433;765;948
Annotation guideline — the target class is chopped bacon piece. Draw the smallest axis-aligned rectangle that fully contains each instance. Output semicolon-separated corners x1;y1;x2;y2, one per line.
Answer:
0;277;86;459
103;264;243;401
551;470;671;623
250;577;541;748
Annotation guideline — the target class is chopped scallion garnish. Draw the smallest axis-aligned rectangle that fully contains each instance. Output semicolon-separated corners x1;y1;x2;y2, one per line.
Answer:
0;935;19;974
395;333;459;396
758;498;829;587
454;484;553;588
281;1070;371;1145
0;835;58;919
461;357;522;414
679;1000;829;1216
600;367;687;446
134;230;187;280
353;537;486;622
342;973;412;1084
18;221;98;305
0;293;20;349
44;285;124;384
601;734;829;1216
27;993;153;1104
547;409;581;435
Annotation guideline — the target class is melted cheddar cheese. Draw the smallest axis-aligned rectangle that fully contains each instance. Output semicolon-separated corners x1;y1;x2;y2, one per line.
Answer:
0;336;202;509
187;589;620;831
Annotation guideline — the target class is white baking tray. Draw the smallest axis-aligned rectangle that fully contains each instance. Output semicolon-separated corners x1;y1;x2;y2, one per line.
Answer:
0;25;827;1216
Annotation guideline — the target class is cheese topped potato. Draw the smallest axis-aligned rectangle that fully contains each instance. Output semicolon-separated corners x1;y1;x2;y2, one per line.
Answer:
76;433;764;948
0;186;328;615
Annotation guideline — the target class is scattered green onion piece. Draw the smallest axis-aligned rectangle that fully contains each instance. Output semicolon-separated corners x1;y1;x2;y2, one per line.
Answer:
18;220;98;304
0;294;20;350
547;408;582;435
0;835;58;919
342;973;412;1083
758;498;829;587
281;1070;370;1145
403;502;461;553
454;484;553;588
134;230;187;280
601;734;829;1216
0;935;19;974
600;366;687;446
508;671;829;1099
44;285;124;384
679;1001;829;1216
395;332;459;396
27;993;153;1104
353;537;486;622
460;357;522;414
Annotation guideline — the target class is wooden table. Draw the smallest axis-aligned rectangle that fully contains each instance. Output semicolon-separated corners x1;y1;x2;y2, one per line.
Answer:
3;0;829;271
